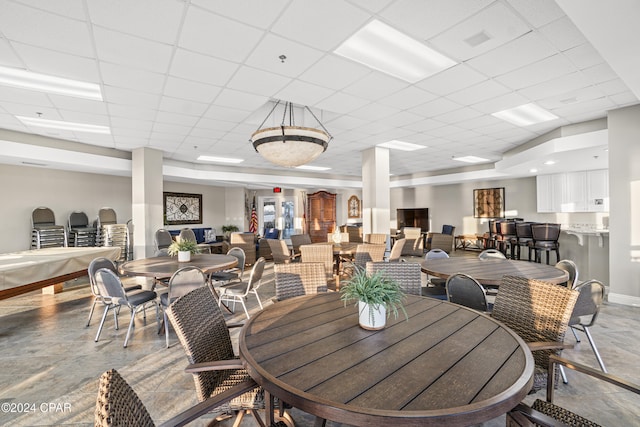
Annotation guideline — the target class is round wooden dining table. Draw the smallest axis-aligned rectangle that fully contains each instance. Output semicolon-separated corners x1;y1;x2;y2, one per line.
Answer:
240;292;534;426
119;253;238;278
421;257;569;286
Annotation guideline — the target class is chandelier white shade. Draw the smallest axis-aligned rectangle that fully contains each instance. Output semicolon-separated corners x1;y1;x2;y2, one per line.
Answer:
251;101;332;167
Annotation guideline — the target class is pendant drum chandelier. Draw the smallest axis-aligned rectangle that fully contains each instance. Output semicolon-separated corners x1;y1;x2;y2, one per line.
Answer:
250;100;332;167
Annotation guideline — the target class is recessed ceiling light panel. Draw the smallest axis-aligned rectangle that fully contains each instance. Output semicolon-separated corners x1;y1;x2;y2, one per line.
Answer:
452;155;489;163
17;116;110;134
377;140;426;151
295;165;331;171
334;20;457;83
197;155;244;164
0;66;103;101
492;103;559;127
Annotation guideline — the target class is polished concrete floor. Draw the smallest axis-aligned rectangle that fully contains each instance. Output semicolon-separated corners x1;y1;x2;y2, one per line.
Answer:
1;251;639;426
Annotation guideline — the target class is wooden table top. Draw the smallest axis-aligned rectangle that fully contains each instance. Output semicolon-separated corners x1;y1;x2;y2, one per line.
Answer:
240;292;534;426
421;257;569;286
312;242;359;255
119;254;237;278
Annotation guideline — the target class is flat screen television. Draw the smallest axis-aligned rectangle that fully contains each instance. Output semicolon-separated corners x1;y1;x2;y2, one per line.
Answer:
397;208;429;233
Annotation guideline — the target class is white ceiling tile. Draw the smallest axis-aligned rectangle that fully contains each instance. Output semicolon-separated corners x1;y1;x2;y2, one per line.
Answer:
581;62;620;85
0;2;93;56
108;104;157;121
100;62;166;93
432;107;483;124
342;72;409;100
448;79;510;105
382;110;424;127
315;92;370;114
496;54;578;90
0;37;25;68
517;71;590;100
163;77;222;104
200;105;252;123
299;55;371;91
403;119;447;133
595;78;630;96
381;0;493;40
466;32;557;77
537;87;610;110
348;103;401;121
379;86;437;109
49;95;108;115
429;2;530;61
609;91;639;106
271;0;369;51
0;86;54;106
409;97;462;117
539;16;587;51
274;80;335;107
15;0;86;20
346;0;395;14
324;115;369;131
0;101;59;118
245;34;325;79
507;0;566;28
152;121;192;136
190;0;289;29
226;66;291;98
214;88;267;112
87;0;184;44
93;27;173;73
10;42;100;83
455;114;503;130
179;7;265;63
158;96;209;123
110;116;154;132
169;49;239;85
416;64;487;96
563;43;605;69
59;110;109;126
103;86;161;108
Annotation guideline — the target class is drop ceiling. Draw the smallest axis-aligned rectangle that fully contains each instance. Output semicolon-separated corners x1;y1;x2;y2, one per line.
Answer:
0;0;637;189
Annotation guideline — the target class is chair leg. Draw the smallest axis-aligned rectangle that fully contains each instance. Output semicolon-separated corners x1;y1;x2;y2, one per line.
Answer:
252;290;264;310
86;298;97;327
559;365;568;384
123;306;136;348
164;311;170;348
95;305;111;342
571;326;581;342
583;326;607;372
240;299;250;319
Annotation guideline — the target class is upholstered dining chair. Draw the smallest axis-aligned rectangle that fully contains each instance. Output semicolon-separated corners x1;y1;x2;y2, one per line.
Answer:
95;368;264;427
507;354;640;427
366;261;421;296
274;262;328;301
155;228;173;251
86;257;142;327
93;268;158;348
167;285;292;426
210;247;246;285
158;266;207;348
491;275;579;392
478;248;507;259
218;257;266;318
445;273;492;312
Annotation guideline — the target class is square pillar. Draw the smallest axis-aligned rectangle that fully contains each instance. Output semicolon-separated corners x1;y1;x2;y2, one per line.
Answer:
132;147;164;259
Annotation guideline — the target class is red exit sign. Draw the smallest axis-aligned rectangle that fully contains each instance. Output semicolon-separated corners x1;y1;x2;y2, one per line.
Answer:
273;187;282;193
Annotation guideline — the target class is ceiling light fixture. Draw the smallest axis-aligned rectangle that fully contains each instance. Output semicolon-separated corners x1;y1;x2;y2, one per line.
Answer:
334;20;457;83
250;100;332;168
295;165;331;171
197;155;244;164
377;140;426;151
452;155;489;163
17;116;110;134
0;66;103;101
544;160;555;165
492;103;559;127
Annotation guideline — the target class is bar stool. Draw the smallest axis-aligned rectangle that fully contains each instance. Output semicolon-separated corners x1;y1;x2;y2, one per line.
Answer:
497;221;517;259
515;222;534;260
529;223;561;264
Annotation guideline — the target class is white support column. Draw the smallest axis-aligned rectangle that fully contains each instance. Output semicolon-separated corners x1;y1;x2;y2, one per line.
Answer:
131;147;164;259
362;147;391;247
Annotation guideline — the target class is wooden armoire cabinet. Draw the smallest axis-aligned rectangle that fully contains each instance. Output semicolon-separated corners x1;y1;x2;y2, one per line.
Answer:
306;191;336;243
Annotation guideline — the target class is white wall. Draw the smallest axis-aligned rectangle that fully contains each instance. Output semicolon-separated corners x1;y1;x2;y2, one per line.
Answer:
2;164;228;253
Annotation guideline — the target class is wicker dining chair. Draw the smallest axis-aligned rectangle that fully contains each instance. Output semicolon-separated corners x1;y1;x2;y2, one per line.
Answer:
290;233;312;256
167;286;289;426
300;244;334;280
364;233;387;244
95;368;261;427
507;355;640;427
365;261;421;296
491;275;579;392
353;243;386;269
274;262;328;301
386;238;406;262
267;238;298;264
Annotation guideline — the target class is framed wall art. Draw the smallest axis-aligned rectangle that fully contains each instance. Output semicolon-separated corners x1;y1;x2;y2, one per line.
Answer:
473;187;505;218
348;195;361;218
164;192;202;225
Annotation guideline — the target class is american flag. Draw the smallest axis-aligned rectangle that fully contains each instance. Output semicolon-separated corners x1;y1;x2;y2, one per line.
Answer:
249;194;258;233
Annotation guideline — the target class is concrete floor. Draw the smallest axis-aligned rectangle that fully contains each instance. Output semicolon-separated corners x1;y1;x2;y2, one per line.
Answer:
0;252;639;426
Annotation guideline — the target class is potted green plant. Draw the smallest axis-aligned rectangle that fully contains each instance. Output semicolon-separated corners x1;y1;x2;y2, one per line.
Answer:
222;224;240;241
340;267;408;330
167;239;198;262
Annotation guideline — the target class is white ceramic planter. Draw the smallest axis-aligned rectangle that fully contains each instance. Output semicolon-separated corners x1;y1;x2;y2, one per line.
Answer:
358;301;386;330
178;251;191;262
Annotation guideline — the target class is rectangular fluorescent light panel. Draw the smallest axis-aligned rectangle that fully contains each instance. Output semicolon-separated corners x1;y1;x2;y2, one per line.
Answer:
334;20;457;83
453;156;488;163
296;165;331;171
17;116;110;134
377;140;426;151
0;66;103;101
492;103;559;127
197;155;244;164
